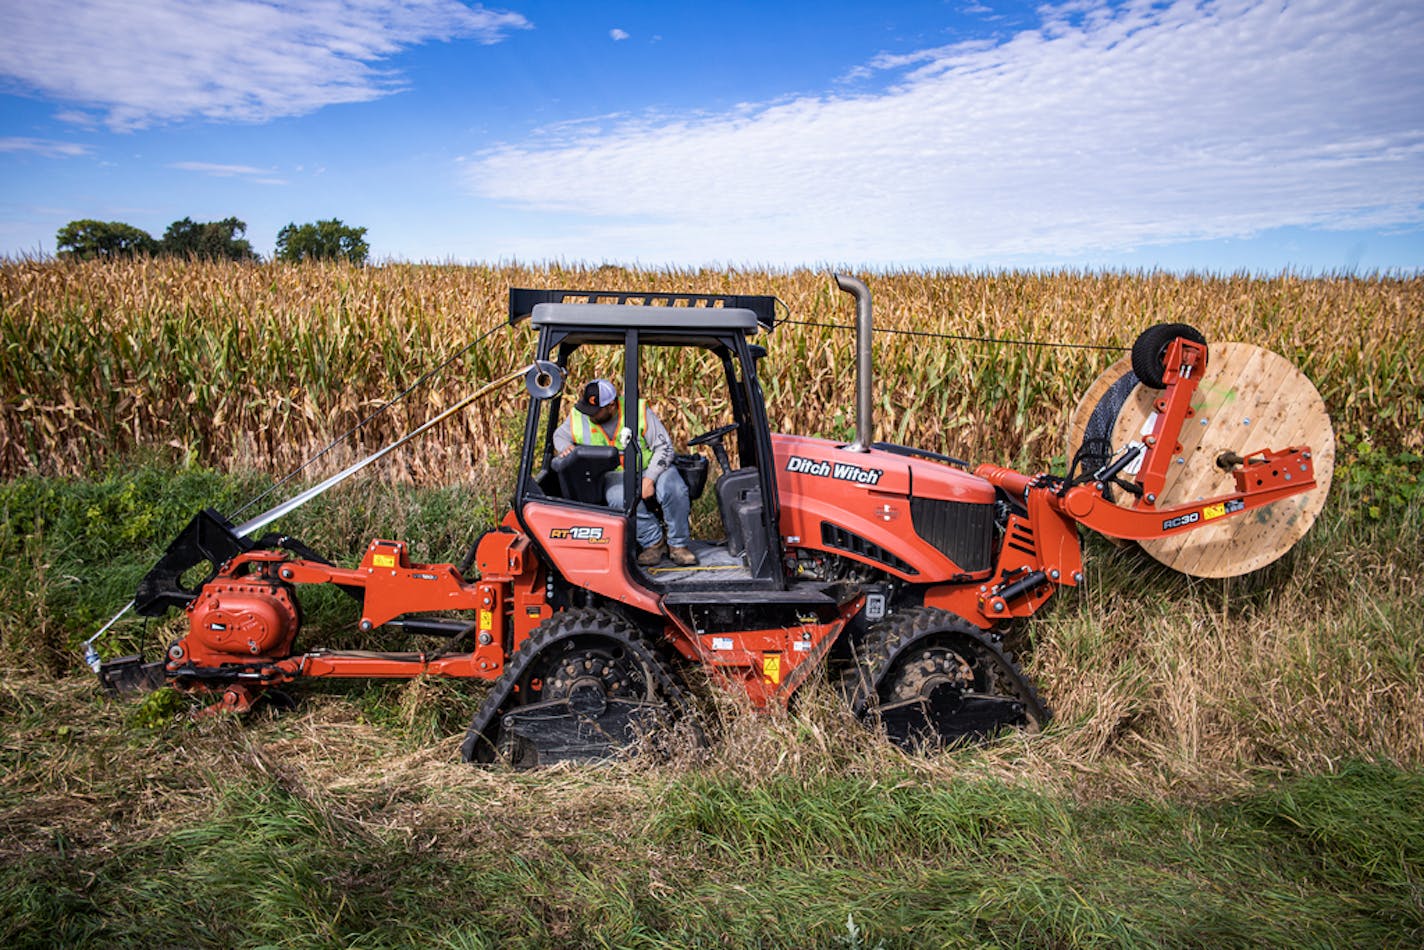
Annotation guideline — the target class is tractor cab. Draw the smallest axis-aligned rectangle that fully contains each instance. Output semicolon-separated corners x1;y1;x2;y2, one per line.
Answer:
508;289;788;604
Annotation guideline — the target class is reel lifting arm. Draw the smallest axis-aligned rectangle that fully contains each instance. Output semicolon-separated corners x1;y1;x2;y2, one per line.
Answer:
942;327;1321;626
977;331;1318;543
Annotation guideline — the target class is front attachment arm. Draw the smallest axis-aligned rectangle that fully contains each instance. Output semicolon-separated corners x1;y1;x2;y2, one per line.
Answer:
1131;335;1207;505
962;443;1314;626
1056;446;1316;540
1050;326;1318;540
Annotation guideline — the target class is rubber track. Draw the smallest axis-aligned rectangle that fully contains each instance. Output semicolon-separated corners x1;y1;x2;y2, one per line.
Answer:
842;606;1050;731
460;607;695;763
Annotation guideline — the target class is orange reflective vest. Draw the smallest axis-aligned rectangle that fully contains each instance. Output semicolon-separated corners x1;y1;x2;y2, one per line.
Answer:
569;398;651;472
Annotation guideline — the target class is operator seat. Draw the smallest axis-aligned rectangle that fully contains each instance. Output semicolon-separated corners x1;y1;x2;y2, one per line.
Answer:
551;445;621;505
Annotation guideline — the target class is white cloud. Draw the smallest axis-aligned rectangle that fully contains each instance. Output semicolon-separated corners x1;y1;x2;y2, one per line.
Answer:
462;0;1424;267
52;110;98;128
170;161;267;176
0;1;531;131
610;28;630;41
0;137;90;157
169;161;289;184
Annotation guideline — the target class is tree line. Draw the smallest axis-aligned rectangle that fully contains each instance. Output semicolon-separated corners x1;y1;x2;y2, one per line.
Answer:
55;217;369;264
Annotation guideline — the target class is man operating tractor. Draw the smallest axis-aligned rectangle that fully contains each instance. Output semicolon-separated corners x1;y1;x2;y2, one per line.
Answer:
554;377;699;567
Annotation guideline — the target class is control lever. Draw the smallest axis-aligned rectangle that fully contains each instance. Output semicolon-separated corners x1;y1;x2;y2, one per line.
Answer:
1094;443;1145;485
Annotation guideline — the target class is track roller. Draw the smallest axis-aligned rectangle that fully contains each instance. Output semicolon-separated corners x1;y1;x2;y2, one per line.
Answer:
461;608;699;767
843;607;1049;750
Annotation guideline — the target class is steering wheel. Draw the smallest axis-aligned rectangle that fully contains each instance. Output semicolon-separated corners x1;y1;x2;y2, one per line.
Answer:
689;423;738;477
689;423;738;447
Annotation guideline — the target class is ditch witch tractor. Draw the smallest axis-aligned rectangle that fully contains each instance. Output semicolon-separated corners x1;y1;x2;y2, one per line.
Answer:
93;277;1329;765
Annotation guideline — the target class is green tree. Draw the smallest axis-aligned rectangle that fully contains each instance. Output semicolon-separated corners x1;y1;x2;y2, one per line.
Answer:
275;218;370;264
160;217;258;261
55;219;157;259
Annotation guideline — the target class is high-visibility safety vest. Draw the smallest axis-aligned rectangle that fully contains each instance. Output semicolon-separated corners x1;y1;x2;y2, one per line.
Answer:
570;398;651;472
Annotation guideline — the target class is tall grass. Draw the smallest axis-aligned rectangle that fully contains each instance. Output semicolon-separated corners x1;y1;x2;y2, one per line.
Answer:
4;259;1421;482
3;452;1419;785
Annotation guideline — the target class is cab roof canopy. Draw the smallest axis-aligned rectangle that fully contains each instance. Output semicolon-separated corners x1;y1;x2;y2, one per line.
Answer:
509;288;779;332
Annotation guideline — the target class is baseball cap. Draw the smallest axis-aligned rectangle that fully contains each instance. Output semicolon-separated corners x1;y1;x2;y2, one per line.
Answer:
576;378;618;415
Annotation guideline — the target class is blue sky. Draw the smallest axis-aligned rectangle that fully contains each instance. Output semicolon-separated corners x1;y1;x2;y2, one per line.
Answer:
1;0;1421;273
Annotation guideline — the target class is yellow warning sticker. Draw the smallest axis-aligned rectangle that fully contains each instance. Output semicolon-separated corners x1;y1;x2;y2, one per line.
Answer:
762;653;781;685
372;553;397;568
1202;502;1227;521
479;609;493;630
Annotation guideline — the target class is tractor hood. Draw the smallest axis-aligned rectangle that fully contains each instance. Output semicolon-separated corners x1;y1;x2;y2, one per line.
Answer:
771;434;998;581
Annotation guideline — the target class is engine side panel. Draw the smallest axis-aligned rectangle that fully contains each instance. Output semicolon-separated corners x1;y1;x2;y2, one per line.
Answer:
771;434;997;582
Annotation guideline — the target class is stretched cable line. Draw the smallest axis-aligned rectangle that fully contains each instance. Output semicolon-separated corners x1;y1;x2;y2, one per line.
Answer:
232;320;508;519
780;317;1129;352
231;315;1109;518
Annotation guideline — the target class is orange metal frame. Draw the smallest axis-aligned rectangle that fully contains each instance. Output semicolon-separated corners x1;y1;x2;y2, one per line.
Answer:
169;518;550;688
662;596;865;709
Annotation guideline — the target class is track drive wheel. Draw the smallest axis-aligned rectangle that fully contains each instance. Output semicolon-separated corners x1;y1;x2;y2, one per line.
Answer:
460;608;697;767
843;607;1049;751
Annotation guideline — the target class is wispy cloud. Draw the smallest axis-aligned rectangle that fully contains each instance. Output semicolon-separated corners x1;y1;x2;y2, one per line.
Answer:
170;162;264;176
0;137;90;157
169;161;290;185
0;1;531;131
610;28;630;42
462;0;1424;267
52;110;98;128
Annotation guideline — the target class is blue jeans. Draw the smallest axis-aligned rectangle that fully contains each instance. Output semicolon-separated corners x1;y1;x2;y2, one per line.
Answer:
604;468;692;548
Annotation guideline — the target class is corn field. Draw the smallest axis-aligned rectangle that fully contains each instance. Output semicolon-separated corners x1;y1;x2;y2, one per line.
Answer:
2;258;1420;483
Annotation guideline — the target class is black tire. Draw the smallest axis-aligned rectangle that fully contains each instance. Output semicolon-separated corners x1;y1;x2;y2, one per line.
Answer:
842;606;1049;749
1131;323;1207;389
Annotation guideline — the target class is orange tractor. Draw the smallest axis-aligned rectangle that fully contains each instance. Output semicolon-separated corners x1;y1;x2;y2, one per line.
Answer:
94;277;1320;764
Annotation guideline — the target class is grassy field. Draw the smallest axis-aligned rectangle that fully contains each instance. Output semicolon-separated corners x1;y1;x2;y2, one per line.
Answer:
2;261;1422;947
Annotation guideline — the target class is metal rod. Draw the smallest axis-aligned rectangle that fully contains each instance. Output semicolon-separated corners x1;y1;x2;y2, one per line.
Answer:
236;366;526;539
834;274;874;453
85;366;524;676
84;599;135;671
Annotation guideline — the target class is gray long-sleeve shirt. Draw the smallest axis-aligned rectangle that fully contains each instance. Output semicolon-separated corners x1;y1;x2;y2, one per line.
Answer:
553;401;675;484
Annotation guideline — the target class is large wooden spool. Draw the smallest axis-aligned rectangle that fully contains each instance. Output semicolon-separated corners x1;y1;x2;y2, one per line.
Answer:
1067;341;1334;578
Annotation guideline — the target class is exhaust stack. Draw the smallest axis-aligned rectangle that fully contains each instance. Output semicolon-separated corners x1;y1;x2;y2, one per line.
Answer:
834;273;874;453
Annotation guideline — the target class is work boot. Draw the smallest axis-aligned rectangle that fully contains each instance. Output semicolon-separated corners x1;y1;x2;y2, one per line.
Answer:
669;546;699;566
637;539;668;566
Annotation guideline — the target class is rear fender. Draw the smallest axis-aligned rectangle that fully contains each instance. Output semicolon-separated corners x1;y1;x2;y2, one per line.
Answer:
520;501;660;614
